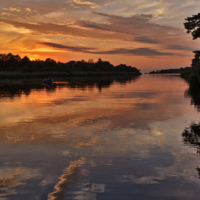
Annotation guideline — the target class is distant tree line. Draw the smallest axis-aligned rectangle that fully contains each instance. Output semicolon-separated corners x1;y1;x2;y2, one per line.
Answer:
149;67;191;74
0;53;141;75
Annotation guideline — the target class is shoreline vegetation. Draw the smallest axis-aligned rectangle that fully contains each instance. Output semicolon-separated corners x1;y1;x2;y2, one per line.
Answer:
149;67;191;74
0;53;141;78
181;51;200;92
181;13;200;92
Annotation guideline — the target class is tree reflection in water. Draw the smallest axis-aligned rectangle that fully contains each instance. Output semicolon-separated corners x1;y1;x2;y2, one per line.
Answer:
0;76;140;99
185;88;200;112
182;123;200;153
183;88;200;178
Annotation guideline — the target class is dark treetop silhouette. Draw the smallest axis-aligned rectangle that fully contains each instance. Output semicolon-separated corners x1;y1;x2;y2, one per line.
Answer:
0;53;141;78
184;13;200;67
184;13;200;40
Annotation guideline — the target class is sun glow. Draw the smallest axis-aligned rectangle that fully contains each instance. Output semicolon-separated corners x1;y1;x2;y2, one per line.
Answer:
0;0;200;70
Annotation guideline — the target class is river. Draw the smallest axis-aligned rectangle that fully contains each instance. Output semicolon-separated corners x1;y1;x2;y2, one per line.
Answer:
0;74;200;200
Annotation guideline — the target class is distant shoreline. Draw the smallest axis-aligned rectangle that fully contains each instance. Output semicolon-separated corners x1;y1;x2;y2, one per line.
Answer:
0;53;142;78
148;67;191;74
146;73;181;76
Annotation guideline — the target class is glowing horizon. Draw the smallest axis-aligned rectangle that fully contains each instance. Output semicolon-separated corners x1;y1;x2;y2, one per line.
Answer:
1;0;200;72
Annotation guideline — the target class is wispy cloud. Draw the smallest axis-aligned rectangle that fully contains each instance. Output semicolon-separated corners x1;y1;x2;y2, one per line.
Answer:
71;0;100;8
91;47;174;56
167;45;195;51
41;42;175;57
40;42;96;53
76;12;185;46
3;7;20;12
134;36;159;44
0;17;134;42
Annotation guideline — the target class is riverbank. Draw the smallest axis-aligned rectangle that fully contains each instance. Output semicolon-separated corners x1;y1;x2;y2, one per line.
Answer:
181;67;200;92
0;71;141;79
0;74;141;98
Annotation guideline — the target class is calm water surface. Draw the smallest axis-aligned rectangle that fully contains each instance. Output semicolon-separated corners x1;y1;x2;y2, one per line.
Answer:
0;75;200;200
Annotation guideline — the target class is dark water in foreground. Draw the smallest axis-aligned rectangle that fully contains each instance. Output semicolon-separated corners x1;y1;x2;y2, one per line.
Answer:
0;75;200;200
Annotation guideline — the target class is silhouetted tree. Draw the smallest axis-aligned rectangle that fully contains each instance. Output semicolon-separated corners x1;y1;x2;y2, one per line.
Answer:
181;13;200;92
97;58;102;63
191;51;200;68
184;13;200;40
21;56;30;64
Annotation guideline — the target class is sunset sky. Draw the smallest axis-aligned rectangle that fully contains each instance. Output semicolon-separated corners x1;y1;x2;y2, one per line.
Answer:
1;0;200;72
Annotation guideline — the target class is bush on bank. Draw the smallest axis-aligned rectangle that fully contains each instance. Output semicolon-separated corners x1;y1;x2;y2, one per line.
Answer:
181;62;200;92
